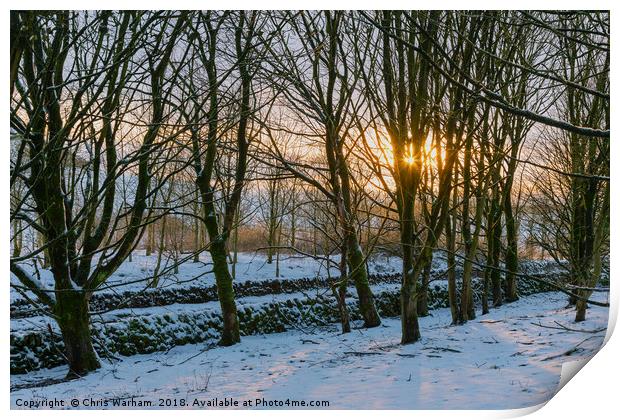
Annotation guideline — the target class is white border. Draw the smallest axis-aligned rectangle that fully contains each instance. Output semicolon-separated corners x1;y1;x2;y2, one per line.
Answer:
2;2;618;419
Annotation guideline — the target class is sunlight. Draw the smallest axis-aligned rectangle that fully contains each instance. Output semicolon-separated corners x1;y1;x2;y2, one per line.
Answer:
426;135;441;164
362;129;441;170
403;143;416;166
403;135;440;167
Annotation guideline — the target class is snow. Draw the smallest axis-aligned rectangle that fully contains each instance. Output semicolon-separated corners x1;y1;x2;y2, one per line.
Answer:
10;291;608;410
11;251;405;303
10;281;401;334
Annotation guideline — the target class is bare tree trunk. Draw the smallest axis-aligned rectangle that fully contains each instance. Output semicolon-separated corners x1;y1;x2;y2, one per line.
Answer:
193;189;201;263
266;178;277;264
503;194;519;302
313;205;319;256
231;204;240;280
458;102;490;321
290;187;297;249
502;130;521;302
334;241;352;333
37;231;50;269
275;222;281;278
446;192;459;324
417;258;432;317
145;222;154;257
483;190;503;312
489;198;503;307
346;231;381;327
400;199;421;343
208;228;240;345
12;218;22;257
151;213;167;287
56;290;101;378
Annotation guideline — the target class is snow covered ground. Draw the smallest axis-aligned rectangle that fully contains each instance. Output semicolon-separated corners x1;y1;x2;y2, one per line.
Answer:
11;251;407;303
10;291;609;410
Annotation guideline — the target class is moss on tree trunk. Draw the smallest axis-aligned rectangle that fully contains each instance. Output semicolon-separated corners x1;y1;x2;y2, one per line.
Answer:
347;236;381;328
401;280;421;344
400;220;421;344
210;239;240;345
56;291;101;378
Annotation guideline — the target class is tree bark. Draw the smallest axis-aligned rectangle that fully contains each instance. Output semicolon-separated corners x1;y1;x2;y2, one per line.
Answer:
335;241;352;333
417;258;432;317
488;189;503;307
446;206;459;324
209;233;240;345
194;189;202;263
400;196;421;343
346;233;381;327
56;291;101;378
503;195;519;302
12;218;22;257
146;222;154;256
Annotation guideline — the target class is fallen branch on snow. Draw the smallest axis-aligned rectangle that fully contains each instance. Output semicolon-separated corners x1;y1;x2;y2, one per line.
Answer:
531;321;606;334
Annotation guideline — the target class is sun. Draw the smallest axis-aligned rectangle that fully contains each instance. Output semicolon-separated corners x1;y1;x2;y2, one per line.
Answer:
362;129;442;171
403;137;434;166
403;143;416;165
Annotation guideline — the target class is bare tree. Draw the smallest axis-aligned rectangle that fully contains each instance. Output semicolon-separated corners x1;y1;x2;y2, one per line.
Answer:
181;11;265;345
261;11;382;328
10;11;188;376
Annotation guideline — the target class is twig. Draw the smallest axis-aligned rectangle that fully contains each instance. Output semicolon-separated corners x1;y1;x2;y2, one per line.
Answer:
531;321;606;334
343;351;383;356
423;346;462;353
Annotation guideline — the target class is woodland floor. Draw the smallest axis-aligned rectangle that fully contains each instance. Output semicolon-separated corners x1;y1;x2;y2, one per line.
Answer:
10;291;609;410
